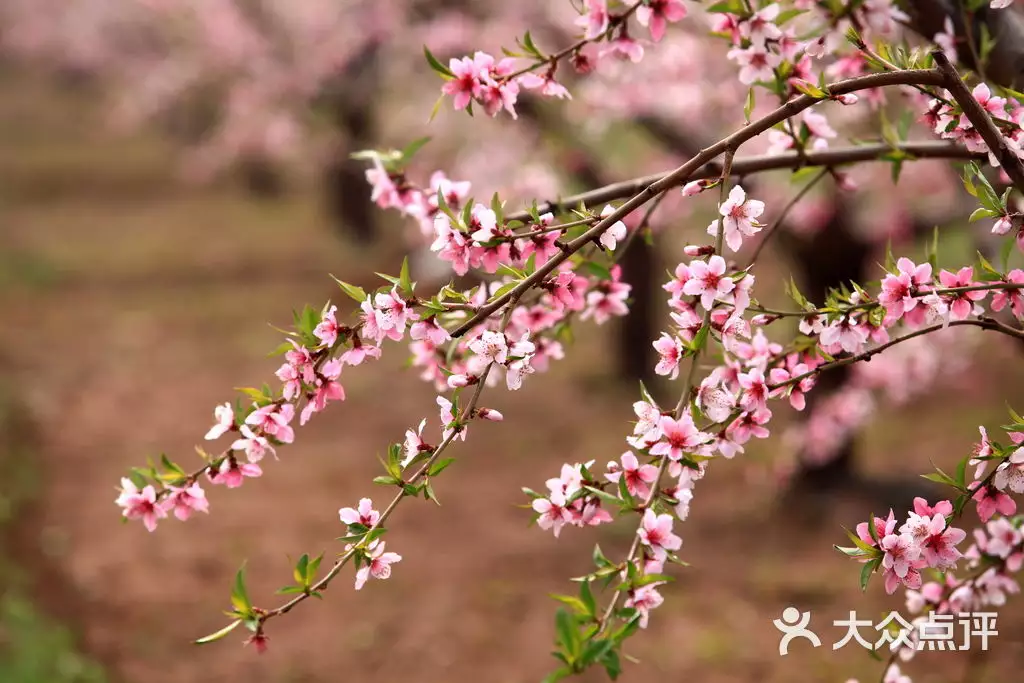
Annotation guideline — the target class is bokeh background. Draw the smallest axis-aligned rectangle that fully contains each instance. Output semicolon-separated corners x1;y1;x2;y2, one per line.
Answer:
4;2;1024;682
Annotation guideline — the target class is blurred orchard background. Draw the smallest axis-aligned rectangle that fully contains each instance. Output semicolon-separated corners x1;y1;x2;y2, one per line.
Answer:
3;1;1024;682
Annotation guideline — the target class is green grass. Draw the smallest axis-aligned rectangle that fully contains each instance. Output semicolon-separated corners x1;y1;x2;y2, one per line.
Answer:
0;388;108;683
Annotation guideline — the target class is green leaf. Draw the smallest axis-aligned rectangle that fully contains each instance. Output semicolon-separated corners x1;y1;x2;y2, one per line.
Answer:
424;46;454;77
231;566;252;615
398;256;413;296
554;608;580;659
293;554;310;585
400;136;432;162
970;207;997;223
581;638;614;666
274;585;306;595
579;580;597;616
582;485;622;507
859;557;876;591
744;87;755;123
427;457;456;477
195;619;242;645
373;475;400;486
550;593;590;615
592;544;611;568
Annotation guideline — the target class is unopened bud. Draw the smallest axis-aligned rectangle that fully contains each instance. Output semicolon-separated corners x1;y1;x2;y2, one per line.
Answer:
750;314;779;326
477;407;503;421
993;215;1013;236
447;374;472;389
683;244;715;257
835;93;858;106
681;181;704;197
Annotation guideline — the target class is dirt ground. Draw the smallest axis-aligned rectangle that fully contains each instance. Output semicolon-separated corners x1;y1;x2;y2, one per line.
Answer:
4;71;1024;683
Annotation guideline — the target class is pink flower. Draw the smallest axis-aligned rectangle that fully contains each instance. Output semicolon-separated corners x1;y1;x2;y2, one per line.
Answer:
819;316;869;353
624;583;665;628
938;267;985;320
354;540;402;590
506;357;535;390
469;330;508;364
636;0;688;42
933;17;958;63
401;418;428;467
741;4;782;44
160;482;209;521
653;333;685;379
410;318;451;345
973;82;1008;119
598;205;628;251
880;533;923;593
683;255;735;310
533;491;572;537
994;448;1024;493
205;402;235;440
600;36;645;63
650;413;709;461
900;512;965;569
582;265;631;324
231;426;275;462
341;343;382;367
313;305;341;347
442;56;483;110
575;0;610;40
115;478;166;532
697;379;736;423
857;510;897;547
245;403;295;444
208;458;262;488
300;359;345;425
339;497;380;527
638;509;683;558
549;270;588;311
881;262;931;319
991;270;1024;317
711;185;764;252
738;368;769;412
727;43;781;85
517;73;571;100
606;452;659;498
971;481;1017;522
438;395;464;442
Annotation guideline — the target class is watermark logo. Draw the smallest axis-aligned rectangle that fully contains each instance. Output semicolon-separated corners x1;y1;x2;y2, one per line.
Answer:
772;607;998;655
773;606;822;655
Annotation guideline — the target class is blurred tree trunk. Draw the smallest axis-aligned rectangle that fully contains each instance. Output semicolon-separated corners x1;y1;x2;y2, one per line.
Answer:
323;41;382;244
518;97;659;386
776;195;871;490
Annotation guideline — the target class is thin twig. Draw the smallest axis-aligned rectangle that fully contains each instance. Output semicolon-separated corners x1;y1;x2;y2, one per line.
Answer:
505;141;978;223
742;168;829;270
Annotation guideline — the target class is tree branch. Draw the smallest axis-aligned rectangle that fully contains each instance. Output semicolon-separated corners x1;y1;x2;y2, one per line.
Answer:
932;50;1024;195
506;140;979;223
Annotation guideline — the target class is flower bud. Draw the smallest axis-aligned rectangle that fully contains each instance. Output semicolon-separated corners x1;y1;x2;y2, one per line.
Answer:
447;374;472;389
835;93;858;106
477;407;503;421
683;244;714;257
681;181;704;197
993;215;1013;236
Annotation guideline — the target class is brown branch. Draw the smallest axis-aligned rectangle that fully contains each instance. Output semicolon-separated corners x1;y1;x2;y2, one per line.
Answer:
452;68;948;338
933;50;1024;195
506;140;979;223
770;317;1024;391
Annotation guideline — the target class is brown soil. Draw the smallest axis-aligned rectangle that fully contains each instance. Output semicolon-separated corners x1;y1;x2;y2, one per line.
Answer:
3;71;1024;683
